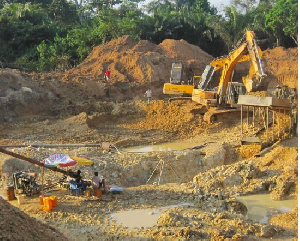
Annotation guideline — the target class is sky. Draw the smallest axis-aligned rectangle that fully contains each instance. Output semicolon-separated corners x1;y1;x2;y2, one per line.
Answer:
209;0;231;10
141;0;232;12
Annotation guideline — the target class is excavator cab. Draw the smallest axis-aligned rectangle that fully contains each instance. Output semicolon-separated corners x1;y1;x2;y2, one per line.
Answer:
192;65;218;106
226;82;246;106
197;65;216;90
170;63;183;84
163;63;195;97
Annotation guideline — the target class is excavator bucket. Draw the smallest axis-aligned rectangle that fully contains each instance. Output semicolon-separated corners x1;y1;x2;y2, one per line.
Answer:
243;69;268;92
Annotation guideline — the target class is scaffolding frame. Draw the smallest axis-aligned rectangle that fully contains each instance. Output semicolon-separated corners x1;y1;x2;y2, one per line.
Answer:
238;95;295;147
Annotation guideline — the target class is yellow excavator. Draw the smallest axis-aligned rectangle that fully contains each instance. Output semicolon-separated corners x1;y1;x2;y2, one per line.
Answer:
163;63;201;99
192;30;267;108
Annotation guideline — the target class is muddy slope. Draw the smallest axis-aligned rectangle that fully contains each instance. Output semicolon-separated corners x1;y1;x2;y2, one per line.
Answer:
0;197;67;240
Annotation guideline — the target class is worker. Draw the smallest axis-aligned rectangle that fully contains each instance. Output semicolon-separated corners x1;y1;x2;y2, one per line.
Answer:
69;170;82;184
104;68;111;82
92;172;103;189
289;88;297;103
273;85;282;98
281;85;289;99
145;88;152;104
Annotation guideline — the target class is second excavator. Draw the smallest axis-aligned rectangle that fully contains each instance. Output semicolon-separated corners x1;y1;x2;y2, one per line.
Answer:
163;62;201;99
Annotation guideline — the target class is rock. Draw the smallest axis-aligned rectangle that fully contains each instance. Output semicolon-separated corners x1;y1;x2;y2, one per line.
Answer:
260;225;277;238
202;144;226;169
226;199;248;215
21;87;33;93
223;174;243;187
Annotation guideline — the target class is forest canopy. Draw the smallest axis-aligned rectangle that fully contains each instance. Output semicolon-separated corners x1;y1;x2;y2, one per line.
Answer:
0;0;297;71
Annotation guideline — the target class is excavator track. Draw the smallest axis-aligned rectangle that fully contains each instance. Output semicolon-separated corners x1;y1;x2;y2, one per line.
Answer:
168;96;192;103
203;107;241;123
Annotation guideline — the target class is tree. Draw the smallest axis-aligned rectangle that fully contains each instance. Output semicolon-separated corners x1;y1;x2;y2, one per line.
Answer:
2;0;296;71
0;3;56;65
117;1;144;39
142;0;220;55
48;0;79;25
209;6;251;52
265;0;298;46
143;1;182;43
246;0;275;49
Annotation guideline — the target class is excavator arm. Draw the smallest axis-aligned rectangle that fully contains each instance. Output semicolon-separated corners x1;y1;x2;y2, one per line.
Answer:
192;30;267;107
216;41;249;101
242;30;267;92
217;30;266;104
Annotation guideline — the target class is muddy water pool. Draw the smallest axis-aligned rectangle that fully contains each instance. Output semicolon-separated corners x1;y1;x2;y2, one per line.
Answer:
236;194;296;223
110;203;193;229
110;194;296;229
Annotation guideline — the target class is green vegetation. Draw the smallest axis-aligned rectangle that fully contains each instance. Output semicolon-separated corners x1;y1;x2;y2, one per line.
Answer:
0;0;297;71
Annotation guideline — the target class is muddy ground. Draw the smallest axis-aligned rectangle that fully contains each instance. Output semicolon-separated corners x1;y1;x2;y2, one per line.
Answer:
0;37;298;240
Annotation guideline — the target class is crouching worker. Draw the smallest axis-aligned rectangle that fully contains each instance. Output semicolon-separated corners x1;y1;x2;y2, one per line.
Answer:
67;169;87;195
92;172;106;199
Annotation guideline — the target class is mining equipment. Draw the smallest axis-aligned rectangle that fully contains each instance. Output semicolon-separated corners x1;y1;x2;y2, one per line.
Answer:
191;30;268;123
13;172;41;196
163;62;201;100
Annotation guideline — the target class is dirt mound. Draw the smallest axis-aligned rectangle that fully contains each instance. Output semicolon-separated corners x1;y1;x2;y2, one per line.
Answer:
0;69;58;122
270;208;298;230
121;100;204;137
262;47;298;89
0;38;297;125
63;36;213;86
0;69;24;94
159;39;213;63
0;197;67;240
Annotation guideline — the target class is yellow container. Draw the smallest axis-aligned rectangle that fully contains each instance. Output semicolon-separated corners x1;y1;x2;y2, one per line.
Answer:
49;196;57;207
43;197;53;211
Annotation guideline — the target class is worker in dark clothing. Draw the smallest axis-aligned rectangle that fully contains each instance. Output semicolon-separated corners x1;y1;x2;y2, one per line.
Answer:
73;170;82;183
281;85;290;99
68;169;82;183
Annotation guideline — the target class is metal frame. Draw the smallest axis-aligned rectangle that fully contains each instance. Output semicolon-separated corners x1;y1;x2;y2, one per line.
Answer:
238;95;294;147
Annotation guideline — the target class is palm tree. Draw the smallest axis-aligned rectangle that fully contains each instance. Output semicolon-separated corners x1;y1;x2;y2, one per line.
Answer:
210;6;251;52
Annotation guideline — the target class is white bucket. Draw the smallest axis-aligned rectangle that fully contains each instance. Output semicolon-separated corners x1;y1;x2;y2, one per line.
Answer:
17;194;26;205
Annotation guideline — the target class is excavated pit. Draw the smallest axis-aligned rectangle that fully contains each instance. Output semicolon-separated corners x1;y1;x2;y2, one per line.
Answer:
0;37;298;240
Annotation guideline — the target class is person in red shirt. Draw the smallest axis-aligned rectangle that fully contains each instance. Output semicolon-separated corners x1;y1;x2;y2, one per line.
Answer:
104;68;111;82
